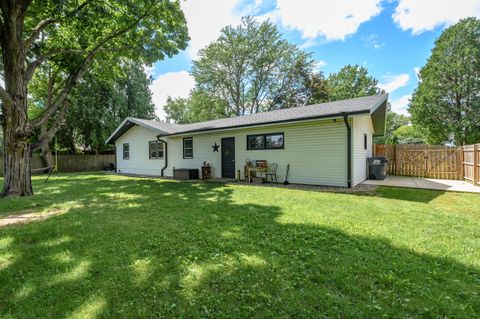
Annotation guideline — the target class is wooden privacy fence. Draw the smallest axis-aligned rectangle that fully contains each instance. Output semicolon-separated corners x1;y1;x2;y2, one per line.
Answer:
0;154;115;177
463;144;479;186
374;144;480;185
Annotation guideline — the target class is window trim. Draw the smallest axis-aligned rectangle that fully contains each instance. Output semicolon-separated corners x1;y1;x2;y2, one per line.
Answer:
246;132;284;150
183;137;193;159
123;143;129;160
149;140;164;159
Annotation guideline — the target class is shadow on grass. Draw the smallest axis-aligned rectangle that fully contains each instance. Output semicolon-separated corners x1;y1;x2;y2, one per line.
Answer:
375;186;447;203
0;173;478;318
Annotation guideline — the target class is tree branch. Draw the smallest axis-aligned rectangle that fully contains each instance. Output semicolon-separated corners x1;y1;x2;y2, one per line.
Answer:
30;101;67;154
30;7;154;129
25;45;131;84
24;0;94;52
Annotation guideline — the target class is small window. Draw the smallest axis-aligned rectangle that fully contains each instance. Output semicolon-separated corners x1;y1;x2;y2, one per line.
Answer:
183;137;193;159
149;141;164;159
266;133;284;149
364;134;368;150
247;135;265;150
247;133;284;150
123;143;129;160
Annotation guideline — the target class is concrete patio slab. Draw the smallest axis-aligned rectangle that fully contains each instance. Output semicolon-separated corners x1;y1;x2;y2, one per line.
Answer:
362;176;480;193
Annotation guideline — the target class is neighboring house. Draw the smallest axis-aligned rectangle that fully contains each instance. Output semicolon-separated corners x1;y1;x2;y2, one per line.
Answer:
106;94;388;187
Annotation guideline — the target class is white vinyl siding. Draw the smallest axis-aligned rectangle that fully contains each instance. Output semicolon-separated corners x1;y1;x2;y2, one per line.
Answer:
165;119;348;187
352;115;374;186
115;125;165;175
114;117;378;187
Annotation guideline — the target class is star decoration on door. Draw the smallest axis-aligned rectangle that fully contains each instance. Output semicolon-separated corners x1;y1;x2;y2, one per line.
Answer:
212;142;220;152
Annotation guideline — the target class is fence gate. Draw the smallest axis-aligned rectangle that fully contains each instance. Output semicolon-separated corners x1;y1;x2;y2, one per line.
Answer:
374;144;462;180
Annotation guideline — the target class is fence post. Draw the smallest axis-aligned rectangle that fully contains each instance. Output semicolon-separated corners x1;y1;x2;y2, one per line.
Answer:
474;144;479;186
459;146;464;181
395;144;399;176
424;147;429;178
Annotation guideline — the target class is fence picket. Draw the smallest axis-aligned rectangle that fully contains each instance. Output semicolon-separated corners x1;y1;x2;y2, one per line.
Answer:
374;143;480;184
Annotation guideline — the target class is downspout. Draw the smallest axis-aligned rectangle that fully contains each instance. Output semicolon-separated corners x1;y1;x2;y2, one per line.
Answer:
157;137;168;177
114;145;117;173
342;113;352;188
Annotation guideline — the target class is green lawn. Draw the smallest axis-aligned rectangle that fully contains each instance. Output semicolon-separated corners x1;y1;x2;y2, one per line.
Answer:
0;173;479;318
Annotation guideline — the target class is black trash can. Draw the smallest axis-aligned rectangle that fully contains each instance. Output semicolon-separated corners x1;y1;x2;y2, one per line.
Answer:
367;157;388;180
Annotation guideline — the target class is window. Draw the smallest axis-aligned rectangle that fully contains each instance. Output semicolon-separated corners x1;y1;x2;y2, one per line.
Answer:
247;133;284;150
364;134;368;150
149;141;164;159
183;137;193;159
266;133;284;149
123;143;129;160
247;135;265;150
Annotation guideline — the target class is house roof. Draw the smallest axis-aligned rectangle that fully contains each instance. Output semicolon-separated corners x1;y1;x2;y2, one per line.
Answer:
105;117;181;145
106;94;388;144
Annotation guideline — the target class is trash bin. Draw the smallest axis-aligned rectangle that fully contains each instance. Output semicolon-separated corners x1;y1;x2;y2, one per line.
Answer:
367;157;388;180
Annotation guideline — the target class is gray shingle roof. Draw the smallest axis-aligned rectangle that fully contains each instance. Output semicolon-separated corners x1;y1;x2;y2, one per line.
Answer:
106;94;388;143
159;94;388;136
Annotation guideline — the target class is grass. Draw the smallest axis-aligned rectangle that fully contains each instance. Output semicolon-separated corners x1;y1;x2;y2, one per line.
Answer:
0;172;479;318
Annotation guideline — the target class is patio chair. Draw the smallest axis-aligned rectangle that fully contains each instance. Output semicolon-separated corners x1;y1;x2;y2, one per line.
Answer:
266;163;278;184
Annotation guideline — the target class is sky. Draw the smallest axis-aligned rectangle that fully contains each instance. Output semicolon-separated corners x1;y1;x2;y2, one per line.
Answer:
147;0;480;119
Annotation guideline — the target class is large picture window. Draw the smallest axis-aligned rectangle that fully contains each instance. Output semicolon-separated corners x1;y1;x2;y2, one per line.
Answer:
183;137;193;159
247;133;284;150
149;141;164;159
123;143;129;160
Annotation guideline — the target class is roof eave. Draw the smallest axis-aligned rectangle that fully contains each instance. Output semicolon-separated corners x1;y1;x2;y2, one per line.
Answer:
157;110;371;138
105;117;172;144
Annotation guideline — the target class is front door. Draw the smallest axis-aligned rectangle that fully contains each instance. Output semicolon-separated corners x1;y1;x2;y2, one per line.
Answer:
221;137;235;178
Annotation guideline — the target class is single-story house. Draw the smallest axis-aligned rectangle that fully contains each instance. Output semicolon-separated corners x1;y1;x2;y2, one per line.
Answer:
106;94;388;187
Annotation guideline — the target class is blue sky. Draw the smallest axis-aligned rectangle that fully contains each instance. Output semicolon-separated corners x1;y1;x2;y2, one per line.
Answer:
148;0;480;119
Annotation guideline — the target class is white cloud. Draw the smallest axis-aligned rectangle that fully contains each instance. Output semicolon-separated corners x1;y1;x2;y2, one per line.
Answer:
393;0;480;34
181;0;262;59
314;60;327;71
149;71;195;119
378;74;410;93
391;94;411;115
271;0;383;40
299;38;318;49
362;34;385;49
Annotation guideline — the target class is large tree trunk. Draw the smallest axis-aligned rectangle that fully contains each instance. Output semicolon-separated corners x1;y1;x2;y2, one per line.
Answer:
1;6;34;197
1;109;33;197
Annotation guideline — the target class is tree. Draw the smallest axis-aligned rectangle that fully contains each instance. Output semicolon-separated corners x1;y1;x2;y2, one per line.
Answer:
56;63;156;155
374;110;410;144
390;125;426;144
0;0;188;197
164;91;228;124
327;65;382;101
304;72;330;104
191;17;315;117
409;18;480;145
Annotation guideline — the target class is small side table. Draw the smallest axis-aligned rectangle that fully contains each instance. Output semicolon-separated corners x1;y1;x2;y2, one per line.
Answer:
201;166;211;180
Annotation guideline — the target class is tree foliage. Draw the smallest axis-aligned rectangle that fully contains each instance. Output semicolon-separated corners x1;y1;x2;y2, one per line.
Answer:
166;17;331;123
374;110;410;144
192;17;316;115
390;125;426;144
164;91;228;124
409;17;480;145
327;65;383;101
57;63;156;154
